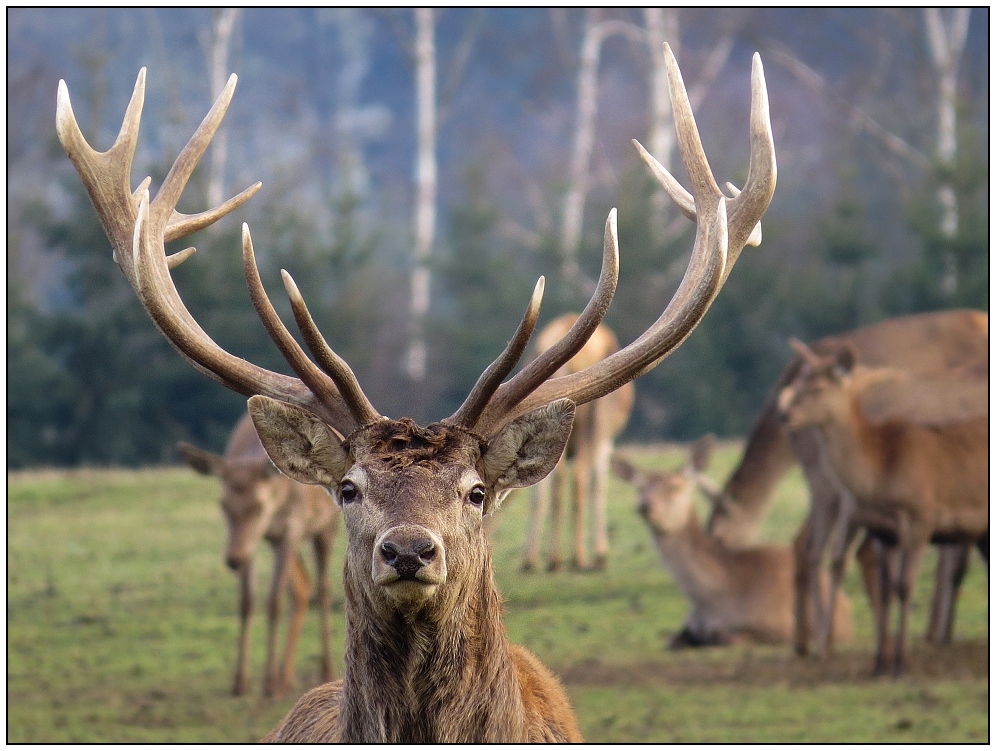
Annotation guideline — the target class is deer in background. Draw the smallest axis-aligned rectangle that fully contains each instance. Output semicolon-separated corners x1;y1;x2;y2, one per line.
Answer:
177;413;339;698
522;314;635;572
612;437;852;648
703;310;988;659
777;340;988;675
58;42;775;742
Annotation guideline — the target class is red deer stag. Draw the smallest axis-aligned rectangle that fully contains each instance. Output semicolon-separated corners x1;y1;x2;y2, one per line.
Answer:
703;311;988;658
612;437;852;649
177;412;339;697
57;43;775;742
522;314;635;572
776;340;988;676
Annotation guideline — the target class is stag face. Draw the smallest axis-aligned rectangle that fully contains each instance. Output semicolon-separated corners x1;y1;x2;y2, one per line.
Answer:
248;395;575;617
338;420;491;612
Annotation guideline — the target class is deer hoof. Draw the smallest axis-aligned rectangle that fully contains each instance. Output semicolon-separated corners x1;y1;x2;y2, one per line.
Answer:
592;554;608;571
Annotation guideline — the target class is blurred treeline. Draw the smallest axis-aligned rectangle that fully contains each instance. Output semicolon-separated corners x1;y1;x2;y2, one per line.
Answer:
7;8;989;467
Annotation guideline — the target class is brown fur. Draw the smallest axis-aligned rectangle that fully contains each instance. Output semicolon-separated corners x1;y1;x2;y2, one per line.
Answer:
613;442;852;648
253;399;583;742
523;314;635;572
705;310;987;659
177;413;339;697
778;353;988;675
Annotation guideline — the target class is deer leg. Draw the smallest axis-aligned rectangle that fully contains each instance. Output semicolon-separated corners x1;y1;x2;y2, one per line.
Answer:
313;531;335;683
871;536;897;676
792;517;814;657
278;551;312;694
855;532;884;643
817;493;859;659
572;444;593;571
232;559;255;696
522;475;551;572
891;526;929;677
263;540;294;697
591;438;612;571
547;460;568;572
926;542;970;644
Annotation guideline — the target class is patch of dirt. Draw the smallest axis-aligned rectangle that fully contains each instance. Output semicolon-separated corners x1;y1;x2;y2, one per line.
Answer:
561;639;989;689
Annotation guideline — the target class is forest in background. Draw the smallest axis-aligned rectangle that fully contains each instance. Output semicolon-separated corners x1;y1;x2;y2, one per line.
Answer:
7;8;989;467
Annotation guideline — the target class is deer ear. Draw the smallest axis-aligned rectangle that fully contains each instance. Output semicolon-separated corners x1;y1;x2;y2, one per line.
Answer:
610;454;639;484
247;396;349;488
832;344;857;376
177;442;225;477
481;399;575;498
689;434;715;473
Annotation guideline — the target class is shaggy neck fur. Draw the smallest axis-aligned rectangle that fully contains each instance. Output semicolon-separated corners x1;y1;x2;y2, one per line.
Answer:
338;550;527;743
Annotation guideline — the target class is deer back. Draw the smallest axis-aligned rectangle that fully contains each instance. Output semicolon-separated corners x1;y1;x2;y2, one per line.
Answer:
709;310;989;544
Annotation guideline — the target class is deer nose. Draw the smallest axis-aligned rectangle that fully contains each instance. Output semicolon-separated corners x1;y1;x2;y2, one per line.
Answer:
226;555;243;571
380;538;437;580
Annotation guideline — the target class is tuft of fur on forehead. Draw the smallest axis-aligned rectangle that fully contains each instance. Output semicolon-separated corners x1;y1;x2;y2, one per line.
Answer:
353;419;480;470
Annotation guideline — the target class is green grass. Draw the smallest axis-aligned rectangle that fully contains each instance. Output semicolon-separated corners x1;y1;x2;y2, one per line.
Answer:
7;445;989;742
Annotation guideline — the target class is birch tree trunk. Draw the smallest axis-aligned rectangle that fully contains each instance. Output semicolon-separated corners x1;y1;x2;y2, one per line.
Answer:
643;8;678;245
405;7;437;383
207;8;240;210
923;7;970;295
559;9;603;288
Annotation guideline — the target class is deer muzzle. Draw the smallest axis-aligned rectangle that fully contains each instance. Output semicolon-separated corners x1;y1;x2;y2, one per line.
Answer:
372;525;447;595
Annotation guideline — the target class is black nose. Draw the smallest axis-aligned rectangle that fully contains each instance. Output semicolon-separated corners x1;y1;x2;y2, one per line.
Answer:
226;556;242;571
381;538;436;580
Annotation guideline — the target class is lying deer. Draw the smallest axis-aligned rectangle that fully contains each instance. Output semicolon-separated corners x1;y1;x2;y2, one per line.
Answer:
703;311;988;658
522;314;634;572
777;340;988;676
612;437;852;648
57;42;776;742
177;412;339;697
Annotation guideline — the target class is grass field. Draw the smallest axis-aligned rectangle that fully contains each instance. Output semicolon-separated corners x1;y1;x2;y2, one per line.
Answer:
7;443;989;743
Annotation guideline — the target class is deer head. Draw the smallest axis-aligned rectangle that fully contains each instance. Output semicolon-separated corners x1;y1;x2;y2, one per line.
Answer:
777;339;857;430
177;441;284;570
57;44;775;623
612;434;716;534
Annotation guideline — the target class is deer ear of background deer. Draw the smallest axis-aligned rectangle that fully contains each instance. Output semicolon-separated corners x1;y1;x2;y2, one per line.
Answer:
176;442;225;477
831;344;857;377
480;399;576;508
247;396;350;490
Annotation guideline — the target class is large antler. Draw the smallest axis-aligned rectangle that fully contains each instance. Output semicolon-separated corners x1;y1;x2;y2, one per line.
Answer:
450;44;776;437
57;68;380;436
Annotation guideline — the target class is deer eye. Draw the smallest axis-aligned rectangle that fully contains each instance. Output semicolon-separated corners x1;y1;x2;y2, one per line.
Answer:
340;480;359;503
467;485;487;507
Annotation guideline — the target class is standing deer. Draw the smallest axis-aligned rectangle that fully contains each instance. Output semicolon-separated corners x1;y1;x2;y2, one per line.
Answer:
57;43;775;742
612;437;852;648
702;311;988;658
522;314;635;572
176;412;339;698
776;340;988;675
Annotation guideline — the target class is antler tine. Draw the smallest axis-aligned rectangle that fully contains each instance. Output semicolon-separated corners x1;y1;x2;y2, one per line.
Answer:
446;276;546;429
57;70;146;267
59;69;371;437
129;191;345;428
280;269;382;428
499;197;729;429
469;210;620;434
241;227;367;433
726;52;776;264
472;44;774;432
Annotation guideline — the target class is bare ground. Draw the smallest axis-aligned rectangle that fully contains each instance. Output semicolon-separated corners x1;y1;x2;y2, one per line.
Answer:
561;638;989;689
